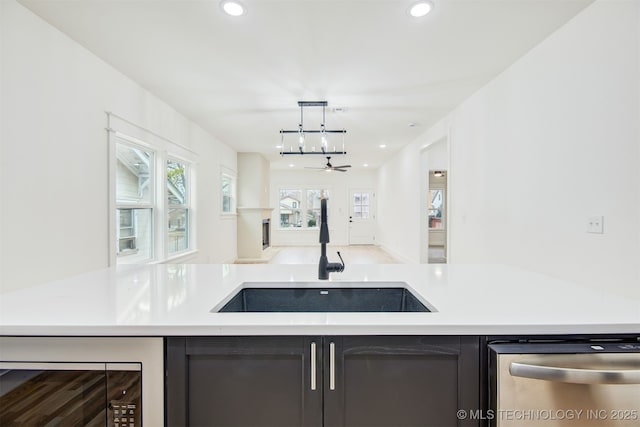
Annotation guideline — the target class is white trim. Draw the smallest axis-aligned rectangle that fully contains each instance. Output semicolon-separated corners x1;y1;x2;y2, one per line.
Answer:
108;112;198;265
161;249;199;263
107;117;116;267
106;111;197;156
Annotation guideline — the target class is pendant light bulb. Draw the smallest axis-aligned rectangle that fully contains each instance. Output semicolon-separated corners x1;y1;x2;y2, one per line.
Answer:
321;124;328;147
298;124;305;146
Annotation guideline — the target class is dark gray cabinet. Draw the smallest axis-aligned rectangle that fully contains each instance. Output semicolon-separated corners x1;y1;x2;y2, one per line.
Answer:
166;336;322;427
324;336;480;427
166;336;480;427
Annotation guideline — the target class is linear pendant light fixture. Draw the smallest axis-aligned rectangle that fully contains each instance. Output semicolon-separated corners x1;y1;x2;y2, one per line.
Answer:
280;101;347;155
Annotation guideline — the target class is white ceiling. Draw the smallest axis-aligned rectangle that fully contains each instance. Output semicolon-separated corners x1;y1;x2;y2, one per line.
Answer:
19;0;593;170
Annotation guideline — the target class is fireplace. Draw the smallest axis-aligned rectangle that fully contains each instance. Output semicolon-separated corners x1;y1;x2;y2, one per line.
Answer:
262;219;270;250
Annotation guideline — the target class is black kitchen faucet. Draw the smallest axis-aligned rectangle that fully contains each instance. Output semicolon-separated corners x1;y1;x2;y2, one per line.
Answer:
318;198;345;280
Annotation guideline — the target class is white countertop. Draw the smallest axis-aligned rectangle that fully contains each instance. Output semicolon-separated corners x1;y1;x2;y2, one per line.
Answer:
1;263;638;336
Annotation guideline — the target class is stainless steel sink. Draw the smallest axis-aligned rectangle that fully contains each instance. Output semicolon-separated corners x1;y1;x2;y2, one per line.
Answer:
213;282;434;313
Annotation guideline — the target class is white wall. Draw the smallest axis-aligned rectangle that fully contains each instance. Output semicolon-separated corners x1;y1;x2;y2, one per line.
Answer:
378;0;640;297
270;169;377;246
378;119;452;263
0;0;237;292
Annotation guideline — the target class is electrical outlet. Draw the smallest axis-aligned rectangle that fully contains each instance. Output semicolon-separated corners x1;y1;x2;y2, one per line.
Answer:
587;216;604;234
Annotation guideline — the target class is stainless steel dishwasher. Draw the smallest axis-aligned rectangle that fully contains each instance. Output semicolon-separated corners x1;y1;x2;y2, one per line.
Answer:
488;338;640;427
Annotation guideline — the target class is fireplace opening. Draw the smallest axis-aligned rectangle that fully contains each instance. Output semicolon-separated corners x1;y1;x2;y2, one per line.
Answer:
262;219;270;250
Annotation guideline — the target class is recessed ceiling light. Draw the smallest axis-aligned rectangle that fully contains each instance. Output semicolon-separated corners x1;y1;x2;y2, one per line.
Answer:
288;164;295;168
363;163;369;167
409;1;433;18
379;144;387;148
276;145;283;149
221;0;245;16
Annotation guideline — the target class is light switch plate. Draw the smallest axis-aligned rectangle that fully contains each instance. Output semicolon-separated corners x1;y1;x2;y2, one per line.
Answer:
587;216;604;234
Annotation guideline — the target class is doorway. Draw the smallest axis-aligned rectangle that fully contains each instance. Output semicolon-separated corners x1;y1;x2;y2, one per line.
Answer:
420;137;449;263
428;171;447;263
348;189;376;244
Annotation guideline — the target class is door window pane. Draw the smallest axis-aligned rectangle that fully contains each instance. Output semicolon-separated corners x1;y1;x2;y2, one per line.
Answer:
353;191;370;219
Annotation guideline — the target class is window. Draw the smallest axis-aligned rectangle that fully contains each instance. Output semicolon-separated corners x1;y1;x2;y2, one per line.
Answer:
221;172;236;214
279;189;302;228
115;142;154;262
167;159;190;255
109;116;198;265
279;189;329;229
306;190;323;228
352;192;370;219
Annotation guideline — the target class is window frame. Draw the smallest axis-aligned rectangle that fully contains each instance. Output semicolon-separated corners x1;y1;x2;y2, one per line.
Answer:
278;188;330;230
166;157;192;257
220;169;237;216
117;208;137;254
108;123;198;266
113;139;156;262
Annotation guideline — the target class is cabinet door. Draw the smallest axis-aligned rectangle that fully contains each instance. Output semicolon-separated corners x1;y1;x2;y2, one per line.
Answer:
323;336;480;427
166;336;322;427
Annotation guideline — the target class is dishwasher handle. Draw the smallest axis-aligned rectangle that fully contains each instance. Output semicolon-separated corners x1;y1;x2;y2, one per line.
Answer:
510;361;640;385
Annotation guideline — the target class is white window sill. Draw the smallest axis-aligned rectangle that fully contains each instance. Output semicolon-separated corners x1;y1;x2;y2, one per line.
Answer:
149;249;200;264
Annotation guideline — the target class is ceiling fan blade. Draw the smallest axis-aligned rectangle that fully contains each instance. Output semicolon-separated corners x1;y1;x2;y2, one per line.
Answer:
333;168;348;172
332;165;351;169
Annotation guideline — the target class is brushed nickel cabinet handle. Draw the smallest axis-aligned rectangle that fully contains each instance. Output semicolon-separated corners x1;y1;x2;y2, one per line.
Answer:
310;342;317;391
510;362;640;384
330;341;336;390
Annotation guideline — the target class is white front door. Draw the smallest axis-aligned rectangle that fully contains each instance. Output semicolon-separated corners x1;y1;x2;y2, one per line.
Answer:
348;189;376;244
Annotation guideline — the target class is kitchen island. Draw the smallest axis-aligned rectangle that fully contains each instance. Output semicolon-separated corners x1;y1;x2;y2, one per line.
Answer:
1;263;638;427
0;263;638;336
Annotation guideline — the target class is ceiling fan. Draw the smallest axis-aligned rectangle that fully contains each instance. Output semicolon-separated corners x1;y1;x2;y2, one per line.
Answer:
305;156;351;173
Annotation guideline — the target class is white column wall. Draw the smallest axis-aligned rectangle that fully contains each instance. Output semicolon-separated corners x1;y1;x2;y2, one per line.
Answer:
0;0;237;292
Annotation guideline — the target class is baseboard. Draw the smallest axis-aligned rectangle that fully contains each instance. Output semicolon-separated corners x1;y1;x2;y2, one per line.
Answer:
377;244;416;264
234;247;279;264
